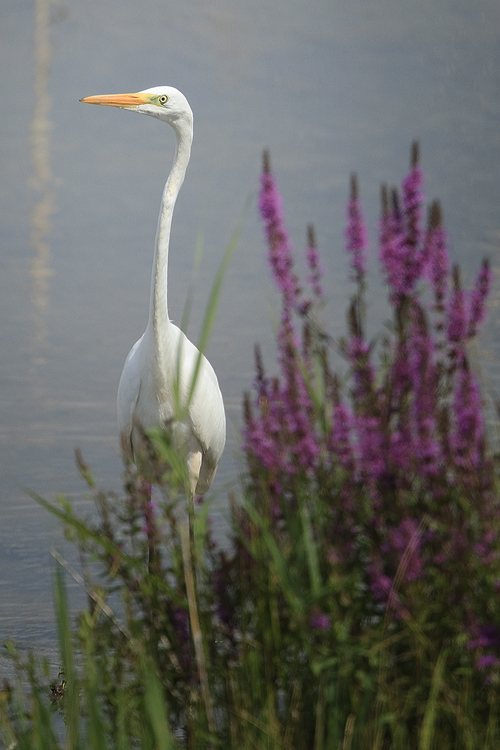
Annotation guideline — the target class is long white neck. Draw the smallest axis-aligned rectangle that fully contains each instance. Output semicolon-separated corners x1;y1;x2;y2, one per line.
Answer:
147;117;193;344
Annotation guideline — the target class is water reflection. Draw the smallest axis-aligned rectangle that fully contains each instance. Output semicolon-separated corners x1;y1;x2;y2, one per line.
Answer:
29;0;55;363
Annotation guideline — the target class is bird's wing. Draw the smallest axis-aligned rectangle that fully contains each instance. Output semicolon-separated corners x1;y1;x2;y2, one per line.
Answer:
185;352;226;477
186;365;225;495
117;338;142;458
168;328;225;445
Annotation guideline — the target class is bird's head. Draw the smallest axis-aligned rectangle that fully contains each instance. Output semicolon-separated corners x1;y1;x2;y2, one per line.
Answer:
80;86;193;128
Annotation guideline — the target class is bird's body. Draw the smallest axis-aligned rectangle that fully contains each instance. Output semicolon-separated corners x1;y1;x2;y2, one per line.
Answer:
117;319;225;494
81;86;226;495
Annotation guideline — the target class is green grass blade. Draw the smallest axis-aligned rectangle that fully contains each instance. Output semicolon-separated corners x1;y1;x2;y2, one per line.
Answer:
298;494;321;597
242;496;305;618
419;648;448;750
187;196;250;406
81;622;108;750
179;212;206;336
140;654;175;750
30;490;184;606
53;562;79;750
27;654;59;750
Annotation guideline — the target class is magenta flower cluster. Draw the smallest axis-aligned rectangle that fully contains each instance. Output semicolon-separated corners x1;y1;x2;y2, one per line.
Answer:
259;150;302;311
346;174;368;283
243;146;499;676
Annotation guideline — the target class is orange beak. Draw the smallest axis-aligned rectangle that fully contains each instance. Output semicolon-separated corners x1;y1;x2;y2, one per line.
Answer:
80;92;148;108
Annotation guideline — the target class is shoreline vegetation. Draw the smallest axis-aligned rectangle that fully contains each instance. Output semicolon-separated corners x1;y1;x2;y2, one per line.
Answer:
2;145;500;749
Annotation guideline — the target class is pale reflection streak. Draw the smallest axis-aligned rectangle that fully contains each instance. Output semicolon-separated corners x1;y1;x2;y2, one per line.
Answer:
29;0;55;362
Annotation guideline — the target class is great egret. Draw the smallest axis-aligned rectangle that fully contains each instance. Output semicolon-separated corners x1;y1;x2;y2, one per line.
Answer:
80;87;226;497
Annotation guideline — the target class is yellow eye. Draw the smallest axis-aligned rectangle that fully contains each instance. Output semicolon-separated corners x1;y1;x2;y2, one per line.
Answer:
158;94;169;105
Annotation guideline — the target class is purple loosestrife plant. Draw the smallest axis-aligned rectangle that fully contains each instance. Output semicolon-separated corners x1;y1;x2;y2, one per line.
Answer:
469;258;493;338
41;146;500;749
305;224;325;301
447;265;469;348
379;188;412;297
346;174;368;285
451;355;485;472
244;153;322;488
402;142;425;250
329;378;356;475
425;201;450;316
379;144;427;299
408;302;442;477
259;149;301;311
243;145;500;704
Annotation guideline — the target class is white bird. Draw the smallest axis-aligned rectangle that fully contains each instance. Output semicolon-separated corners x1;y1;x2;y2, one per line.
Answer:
81;87;226;497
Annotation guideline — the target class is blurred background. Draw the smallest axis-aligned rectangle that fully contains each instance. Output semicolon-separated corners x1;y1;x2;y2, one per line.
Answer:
1;0;499;659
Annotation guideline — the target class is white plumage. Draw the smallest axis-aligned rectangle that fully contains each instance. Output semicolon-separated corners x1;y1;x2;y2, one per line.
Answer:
81;86;226;496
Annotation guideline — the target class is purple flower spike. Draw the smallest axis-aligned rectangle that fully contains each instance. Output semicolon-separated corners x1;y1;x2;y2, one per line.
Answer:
380;157;427;298
468;623;500;651
331;399;355;472
356;414;385;482
468;259;493;338
451;357;484;471
447;265;468;346
379;188;410;296
402;142;424;250
367;558;394;603
346;336;375;401
425;201;450;312
346;174;368;283
310;609;331;631
259;151;301;309
409;303;442;477
477;654;500;671
305;224;325;299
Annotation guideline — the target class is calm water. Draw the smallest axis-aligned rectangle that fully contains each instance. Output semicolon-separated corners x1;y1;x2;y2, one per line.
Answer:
1;0;499;661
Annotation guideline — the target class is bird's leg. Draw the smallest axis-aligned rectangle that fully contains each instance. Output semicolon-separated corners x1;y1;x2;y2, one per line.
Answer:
140;479;165;658
180;519;215;736
186;450;202;518
179;480;215;736
140;479;158;576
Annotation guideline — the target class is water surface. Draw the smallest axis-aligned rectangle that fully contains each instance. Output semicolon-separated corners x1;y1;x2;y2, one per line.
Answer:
1;0;499;659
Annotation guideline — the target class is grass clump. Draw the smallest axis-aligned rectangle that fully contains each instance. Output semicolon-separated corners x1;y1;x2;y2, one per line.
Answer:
1;144;500;749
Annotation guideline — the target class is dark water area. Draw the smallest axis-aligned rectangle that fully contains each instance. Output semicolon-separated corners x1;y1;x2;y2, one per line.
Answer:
1;0;499;666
